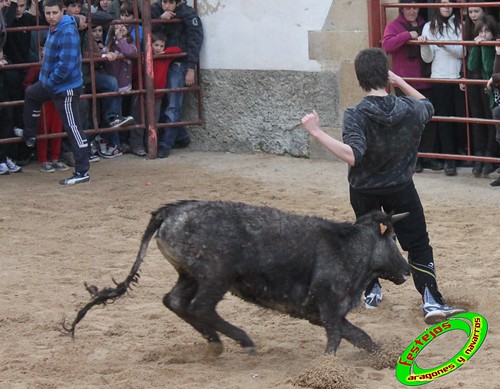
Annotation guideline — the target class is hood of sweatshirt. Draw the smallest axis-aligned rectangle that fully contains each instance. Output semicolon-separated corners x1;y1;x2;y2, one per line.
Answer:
355;95;411;128
52;15;78;32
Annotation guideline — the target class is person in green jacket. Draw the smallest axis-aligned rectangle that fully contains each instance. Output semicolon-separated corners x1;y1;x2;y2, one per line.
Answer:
466;13;499;177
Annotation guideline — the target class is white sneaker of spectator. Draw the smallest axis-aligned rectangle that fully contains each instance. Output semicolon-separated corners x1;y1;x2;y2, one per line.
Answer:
100;145;123;159
96;135;109;157
13;127;24;137
6;157;22;173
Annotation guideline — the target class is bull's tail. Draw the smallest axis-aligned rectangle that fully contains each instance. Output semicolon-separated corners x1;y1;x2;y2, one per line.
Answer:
62;209;165;338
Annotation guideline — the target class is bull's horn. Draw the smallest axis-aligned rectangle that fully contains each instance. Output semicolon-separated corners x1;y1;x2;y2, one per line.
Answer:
391;212;409;223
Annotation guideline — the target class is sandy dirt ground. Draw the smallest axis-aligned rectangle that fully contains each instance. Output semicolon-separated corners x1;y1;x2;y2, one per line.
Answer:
1;151;499;389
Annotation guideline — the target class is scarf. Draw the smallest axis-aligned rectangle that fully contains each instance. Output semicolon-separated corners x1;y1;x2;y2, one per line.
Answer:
400;17;431;77
402;22;423;58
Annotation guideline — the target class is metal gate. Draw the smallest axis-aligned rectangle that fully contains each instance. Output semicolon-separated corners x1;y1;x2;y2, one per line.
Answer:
0;0;202;159
368;1;500;169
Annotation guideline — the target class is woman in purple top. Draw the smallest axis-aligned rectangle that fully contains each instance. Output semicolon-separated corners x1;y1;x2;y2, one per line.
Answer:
383;0;431;90
383;0;441;172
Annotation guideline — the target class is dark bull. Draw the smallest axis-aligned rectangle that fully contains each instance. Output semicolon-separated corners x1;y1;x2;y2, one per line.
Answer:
64;200;410;355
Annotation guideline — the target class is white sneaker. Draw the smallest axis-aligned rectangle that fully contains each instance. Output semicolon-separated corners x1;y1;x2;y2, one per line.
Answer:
364;282;383;309
59;171;91;185
13;127;24;137
422;288;466;325
0;162;10;175
6;157;22;173
96;135;109;156
109;115;134;128
100;145;123;159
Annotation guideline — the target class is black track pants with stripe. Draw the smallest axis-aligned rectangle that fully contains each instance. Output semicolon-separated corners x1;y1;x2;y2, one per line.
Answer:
349;180;445;305
23;82;89;174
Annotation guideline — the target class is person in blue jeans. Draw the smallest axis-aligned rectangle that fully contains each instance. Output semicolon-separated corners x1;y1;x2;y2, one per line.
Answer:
67;0;133;159
94;66;134;158
152;0;203;158
80;71;133;159
158;61;190;157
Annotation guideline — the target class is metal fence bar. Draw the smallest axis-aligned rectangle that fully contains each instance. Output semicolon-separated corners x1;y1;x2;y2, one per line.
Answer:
0;0;202;160
370;0;500;165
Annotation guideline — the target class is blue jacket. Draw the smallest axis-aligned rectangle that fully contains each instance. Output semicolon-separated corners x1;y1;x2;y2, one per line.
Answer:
40;15;82;94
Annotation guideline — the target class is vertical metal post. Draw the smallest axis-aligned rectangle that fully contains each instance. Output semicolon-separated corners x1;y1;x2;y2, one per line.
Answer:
368;0;382;48
142;0;158;158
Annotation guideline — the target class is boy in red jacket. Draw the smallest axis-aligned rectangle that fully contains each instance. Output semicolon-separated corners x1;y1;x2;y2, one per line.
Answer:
129;32;181;156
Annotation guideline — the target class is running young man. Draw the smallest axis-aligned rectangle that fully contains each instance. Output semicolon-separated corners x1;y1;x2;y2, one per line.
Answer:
301;48;465;325
22;0;90;185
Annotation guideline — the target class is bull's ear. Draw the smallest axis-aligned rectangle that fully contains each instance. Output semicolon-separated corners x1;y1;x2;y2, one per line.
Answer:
379;223;388;236
391;212;409;224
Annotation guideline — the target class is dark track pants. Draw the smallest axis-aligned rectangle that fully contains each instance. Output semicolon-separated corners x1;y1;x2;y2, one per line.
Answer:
349;180;445;305
23;82;89;174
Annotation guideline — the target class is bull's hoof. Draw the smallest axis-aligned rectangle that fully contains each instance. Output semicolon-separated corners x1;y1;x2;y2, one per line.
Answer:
244;346;258;356
369;346;382;354
205;341;224;358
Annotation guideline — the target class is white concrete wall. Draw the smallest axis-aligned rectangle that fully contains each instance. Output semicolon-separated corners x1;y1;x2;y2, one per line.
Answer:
197;0;332;71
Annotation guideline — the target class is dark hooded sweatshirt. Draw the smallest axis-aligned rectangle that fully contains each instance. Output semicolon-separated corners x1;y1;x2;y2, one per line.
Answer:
342;95;434;193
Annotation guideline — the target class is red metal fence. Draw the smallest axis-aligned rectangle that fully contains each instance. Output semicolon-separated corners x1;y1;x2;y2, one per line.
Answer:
0;0;202;159
369;1;500;166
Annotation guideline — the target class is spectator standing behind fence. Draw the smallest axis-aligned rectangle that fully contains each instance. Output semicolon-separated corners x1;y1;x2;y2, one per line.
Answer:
3;0;38;114
116;1;142;150
418;0;466;176
23;42;69;173
383;0;443;173
94;0;111;14
108;0;141;20
129;32;182;156
63;0;132;165
119;1;142;47
21;0;90;185
301;48;466;325
71;2;134;161
92;0;112;38
3;0;43;166
463;4;497;177
151;0;203;159
100;23;137;158
468;14;500;177
486;34;500;187
0;0;23;175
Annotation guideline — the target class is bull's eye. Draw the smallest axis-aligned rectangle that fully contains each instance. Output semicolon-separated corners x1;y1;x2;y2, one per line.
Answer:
392;234;397;242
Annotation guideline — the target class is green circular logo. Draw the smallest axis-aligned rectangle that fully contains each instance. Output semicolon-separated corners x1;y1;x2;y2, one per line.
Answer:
396;312;488;386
